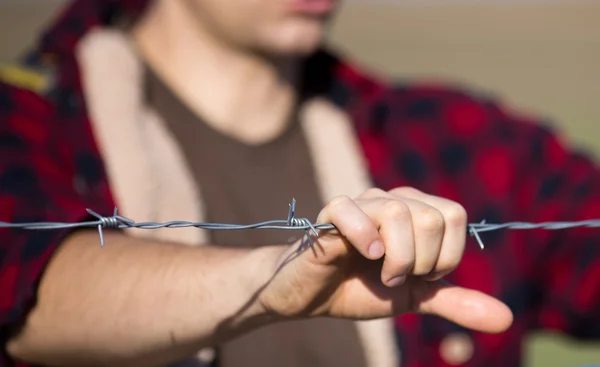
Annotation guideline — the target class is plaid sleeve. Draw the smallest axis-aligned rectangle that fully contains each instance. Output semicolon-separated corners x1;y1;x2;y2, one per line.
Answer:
487;101;600;339
0;82;96;357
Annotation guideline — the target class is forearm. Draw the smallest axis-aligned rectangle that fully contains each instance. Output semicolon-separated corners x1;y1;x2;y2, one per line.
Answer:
7;230;283;367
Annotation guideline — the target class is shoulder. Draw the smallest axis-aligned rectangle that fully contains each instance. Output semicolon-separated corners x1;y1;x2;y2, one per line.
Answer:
331;57;570;182
0;58;61;162
310;49;520;134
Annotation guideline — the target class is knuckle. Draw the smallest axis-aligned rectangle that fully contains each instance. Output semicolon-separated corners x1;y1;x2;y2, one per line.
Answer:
352;221;371;236
319;195;352;223
328;195;352;210
382;200;411;219
390;186;421;197
444;202;468;228
362;187;386;198
416;208;445;233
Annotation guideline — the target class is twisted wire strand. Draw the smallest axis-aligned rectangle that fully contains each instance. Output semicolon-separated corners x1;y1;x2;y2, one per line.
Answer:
467;219;600;249
1;199;598;248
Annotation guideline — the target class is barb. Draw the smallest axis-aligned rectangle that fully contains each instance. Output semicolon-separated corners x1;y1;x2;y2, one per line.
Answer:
467;219;600;249
287;198;321;246
1;198;599;249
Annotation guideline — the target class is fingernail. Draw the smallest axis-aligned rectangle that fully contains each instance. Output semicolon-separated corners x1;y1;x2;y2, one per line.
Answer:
368;240;384;258
387;275;406;287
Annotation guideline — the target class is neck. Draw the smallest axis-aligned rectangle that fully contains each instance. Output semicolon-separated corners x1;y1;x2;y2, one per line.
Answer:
131;0;301;145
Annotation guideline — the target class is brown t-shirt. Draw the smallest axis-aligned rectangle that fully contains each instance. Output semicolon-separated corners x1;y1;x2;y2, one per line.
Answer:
145;66;367;367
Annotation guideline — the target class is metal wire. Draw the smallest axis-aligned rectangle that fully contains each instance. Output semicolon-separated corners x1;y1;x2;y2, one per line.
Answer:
1;198;598;249
467;219;600;249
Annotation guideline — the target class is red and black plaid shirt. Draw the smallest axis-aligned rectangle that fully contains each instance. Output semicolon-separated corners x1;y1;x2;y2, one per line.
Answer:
1;1;599;366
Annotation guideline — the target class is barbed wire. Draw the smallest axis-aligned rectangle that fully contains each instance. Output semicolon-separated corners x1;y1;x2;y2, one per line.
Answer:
467;219;600;249
1;198;599;249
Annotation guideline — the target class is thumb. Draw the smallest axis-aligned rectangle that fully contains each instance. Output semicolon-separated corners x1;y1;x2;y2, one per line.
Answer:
411;279;514;334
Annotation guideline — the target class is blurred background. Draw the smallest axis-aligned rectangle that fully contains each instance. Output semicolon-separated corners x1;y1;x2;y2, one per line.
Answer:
1;0;599;366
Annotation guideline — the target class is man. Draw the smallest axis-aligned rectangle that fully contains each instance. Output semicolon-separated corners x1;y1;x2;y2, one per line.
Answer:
0;0;597;366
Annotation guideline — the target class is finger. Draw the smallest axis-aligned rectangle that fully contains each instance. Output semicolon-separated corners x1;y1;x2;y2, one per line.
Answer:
357;187;389;200
411;279;514;334
390;187;467;280
316;195;384;260
357;198;415;287
401;198;445;276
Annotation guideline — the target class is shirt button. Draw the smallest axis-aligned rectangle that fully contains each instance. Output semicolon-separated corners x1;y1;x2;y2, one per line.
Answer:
197;347;216;363
439;332;474;365
73;174;88;195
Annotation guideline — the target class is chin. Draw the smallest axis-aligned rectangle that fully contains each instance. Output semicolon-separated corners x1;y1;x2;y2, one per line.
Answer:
276;38;324;56
265;19;329;56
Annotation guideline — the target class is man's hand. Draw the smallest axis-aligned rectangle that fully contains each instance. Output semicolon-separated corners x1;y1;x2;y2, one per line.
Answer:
259;187;513;333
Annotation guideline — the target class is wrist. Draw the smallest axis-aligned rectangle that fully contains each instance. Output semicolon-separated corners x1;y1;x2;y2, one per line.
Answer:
247;243;318;321
214;245;289;336
246;244;290;315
